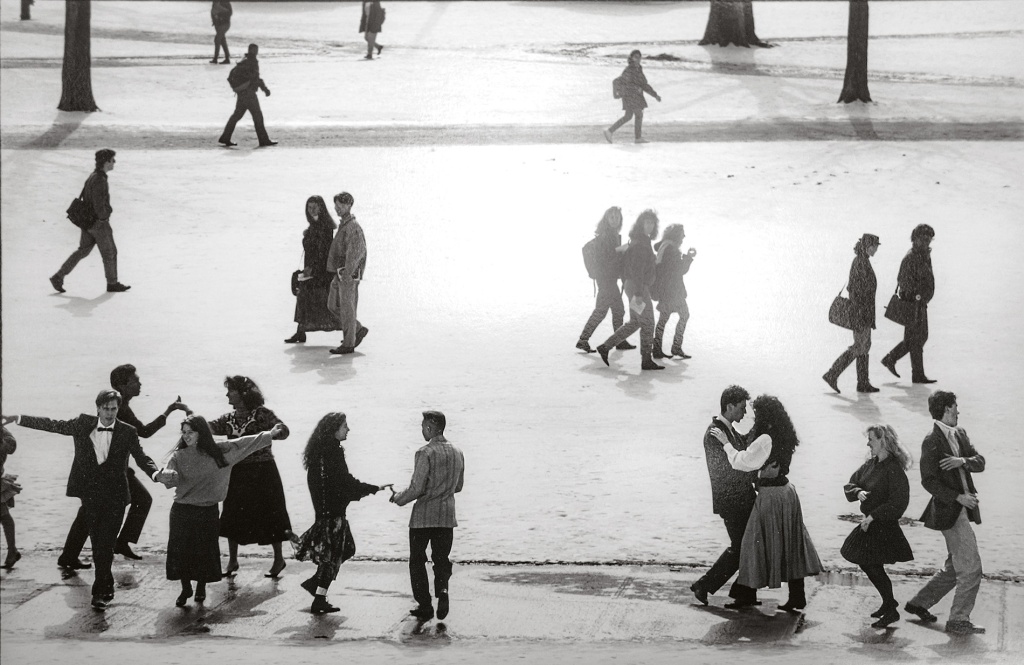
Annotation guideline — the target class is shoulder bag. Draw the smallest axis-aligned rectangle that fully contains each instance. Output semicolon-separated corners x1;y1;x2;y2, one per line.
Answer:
828;284;855;330
883;287;917;326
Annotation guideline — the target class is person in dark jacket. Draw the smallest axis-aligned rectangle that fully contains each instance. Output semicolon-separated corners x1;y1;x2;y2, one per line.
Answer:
577;207;633;354
21;0;33;21
596;210;663;370
50;149;130;294
651;224;695;359
218;43;276;147
881;224;936;383
293;412;385;614
359;1;385;60
843;424;914;628
286;196;343;343
210;1;232;64
604;50;661;144
824;233;880;393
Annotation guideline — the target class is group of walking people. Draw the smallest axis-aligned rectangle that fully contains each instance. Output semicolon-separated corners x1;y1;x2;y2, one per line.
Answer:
693;385;986;635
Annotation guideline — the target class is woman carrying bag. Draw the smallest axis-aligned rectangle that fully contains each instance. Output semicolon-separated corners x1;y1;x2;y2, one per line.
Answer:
823;233;880;394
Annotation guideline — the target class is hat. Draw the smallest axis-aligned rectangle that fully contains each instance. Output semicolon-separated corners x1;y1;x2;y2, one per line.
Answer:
861;233;880;246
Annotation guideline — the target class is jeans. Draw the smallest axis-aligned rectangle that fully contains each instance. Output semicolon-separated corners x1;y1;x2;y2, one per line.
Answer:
655;299;689;349
328;275;362;346
609;109;644;139
908;509;982;622
580;278;624;341
602;295;654;356
55;218;118;284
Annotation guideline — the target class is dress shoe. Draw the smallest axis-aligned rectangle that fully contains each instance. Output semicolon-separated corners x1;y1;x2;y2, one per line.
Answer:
49;275;66;293
114;541;142;560
175;590;192;607
596;344;611;366
779;599;806;613
221;58;231;64
857;383;880;393
106;282;131;292
209;58;219;64
576;339;595;353
311;595;340;614
822;373;841;394
354;326;369;348
300;576;319;597
690;583;708;606
641;358;665;371
945;619;985;635
615;341;636;350
880;358;900;378
603;129;613;144
904;602;937;623
219;139;237;147
57;558;92;570
265;559;286;578
871;608;900;628
2;550;22;569
91;597;109;611
437;593;450;620
912;376;937;384
409;604;434;620
258;141;279;147
670;347;691;359
284;332;307;344
724;599;761;609
329;345;355;355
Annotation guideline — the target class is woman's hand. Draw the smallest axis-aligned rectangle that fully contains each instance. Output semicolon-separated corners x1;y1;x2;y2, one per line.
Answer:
708;428;729;446
857;490;869;502
269;423;285;439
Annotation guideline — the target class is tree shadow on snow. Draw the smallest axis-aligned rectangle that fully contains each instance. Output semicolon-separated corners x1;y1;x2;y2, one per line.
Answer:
20;112;87;149
53;292;114;317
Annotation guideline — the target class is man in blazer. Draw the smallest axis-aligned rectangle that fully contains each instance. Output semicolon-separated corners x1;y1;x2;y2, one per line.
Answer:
391;411;465;621
904;390;986;634
2;390;169;610
691;385;773;609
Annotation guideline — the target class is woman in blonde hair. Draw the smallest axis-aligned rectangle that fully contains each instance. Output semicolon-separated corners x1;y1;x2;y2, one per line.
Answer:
843;424;914;628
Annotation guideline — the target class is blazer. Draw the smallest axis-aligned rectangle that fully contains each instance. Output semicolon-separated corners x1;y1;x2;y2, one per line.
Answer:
393;436;465;529
19;414;159;506
702;417;756;516
918;423;984;530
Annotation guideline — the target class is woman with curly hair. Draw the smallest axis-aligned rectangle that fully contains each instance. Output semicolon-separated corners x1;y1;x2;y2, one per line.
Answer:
735;395;823;611
162;416;283;607
843;424;914;627
209;376;291;578
292;413;386;613
577;206;628;354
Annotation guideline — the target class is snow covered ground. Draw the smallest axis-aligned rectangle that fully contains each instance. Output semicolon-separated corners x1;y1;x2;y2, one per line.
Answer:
2;1;1023;580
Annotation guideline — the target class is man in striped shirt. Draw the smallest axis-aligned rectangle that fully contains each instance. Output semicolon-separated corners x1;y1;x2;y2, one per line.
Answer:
391;411;465;621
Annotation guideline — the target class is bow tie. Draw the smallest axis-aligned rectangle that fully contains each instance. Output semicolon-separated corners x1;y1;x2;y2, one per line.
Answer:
97;427;114;432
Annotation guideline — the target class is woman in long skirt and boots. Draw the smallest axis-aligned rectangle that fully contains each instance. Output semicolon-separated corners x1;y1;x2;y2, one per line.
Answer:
577;206;632;353
651;223;695;360
293;412;386;613
823;233;880;393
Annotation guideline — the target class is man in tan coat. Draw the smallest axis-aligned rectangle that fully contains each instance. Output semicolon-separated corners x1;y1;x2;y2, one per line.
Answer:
326;192;368;355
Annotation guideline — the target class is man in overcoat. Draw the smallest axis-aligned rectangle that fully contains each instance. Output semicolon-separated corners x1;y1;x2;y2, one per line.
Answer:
881;224;936;383
327;192;368;355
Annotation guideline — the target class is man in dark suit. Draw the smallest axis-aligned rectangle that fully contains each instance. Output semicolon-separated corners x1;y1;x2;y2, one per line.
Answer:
218;43;276;147
691;385;773;609
58;365;189;566
904;391;986;635
3;390;170;610
881;224;936;383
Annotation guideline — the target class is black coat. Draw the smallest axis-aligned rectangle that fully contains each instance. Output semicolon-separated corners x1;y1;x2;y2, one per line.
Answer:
622;237;656;299
303;222;335;288
307;445;378;519
359;1;385;33
848;251;877;329
618;62;657;112
844;456;910;521
896;247;934;305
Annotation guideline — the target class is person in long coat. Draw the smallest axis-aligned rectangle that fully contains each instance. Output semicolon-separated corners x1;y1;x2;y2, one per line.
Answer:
210;1;232;64
881;224;936;384
577;206;629;354
651;223;695;359
604;50;661;144
824;233;880;393
359;1;385;60
286;196;343;343
842;424;914;628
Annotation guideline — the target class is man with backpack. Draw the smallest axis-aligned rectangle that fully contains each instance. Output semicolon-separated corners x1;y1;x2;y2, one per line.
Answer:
219;43;277;148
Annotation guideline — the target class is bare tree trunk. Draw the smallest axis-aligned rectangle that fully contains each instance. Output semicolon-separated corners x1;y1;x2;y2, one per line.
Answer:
838;0;872;103
699;1;771;48
58;0;99;112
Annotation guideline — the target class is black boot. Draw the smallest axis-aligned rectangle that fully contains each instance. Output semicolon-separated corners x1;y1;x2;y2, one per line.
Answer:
641;354;664;371
652;337;667;359
856;355;879;392
823;349;856;393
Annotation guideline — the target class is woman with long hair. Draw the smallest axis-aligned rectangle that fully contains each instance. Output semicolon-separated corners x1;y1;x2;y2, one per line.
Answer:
210;1;232;64
843;424;914;627
577;206;631;354
651;223;695;359
596;209;663;370
162;415;283;607
735;395;823;611
824;233;880;393
292;413;385;613
286;196;342;343
209;376;291;578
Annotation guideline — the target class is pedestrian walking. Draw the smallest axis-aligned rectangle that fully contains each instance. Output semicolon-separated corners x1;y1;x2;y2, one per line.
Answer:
161;416;283;607
2;391;172;610
327;192;369;355
50;149;130;294
596;210;662;370
651;223;695;359
735;395;823;612
691;385;765;609
903;391;987;634
210;1;232;64
58;364;191;567
359;1;386;60
1;427;22;569
881;224;936;384
208;376;291;578
391;411;465;621
219;43;277;147
293;413;386;614
604;50;661;144
285;196;344;343
824;233;881;393
842;424;914;628
576;206;629;354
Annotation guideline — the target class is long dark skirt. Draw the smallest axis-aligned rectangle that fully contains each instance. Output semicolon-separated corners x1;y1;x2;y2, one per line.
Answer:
220;460;292;545
167;503;222;583
294;280;343;332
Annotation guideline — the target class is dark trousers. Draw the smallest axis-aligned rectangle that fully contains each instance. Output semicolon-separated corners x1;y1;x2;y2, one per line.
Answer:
80;499;125;598
609;109;644;139
696;509;757;603
55;218;118;284
220;91;270;145
409;527;454;608
214;24;230;60
602;295;655;356
883;307;929;379
580;278;624;341
62;469;150;560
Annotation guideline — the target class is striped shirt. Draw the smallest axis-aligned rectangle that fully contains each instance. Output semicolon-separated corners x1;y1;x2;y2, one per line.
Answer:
393;435;465;528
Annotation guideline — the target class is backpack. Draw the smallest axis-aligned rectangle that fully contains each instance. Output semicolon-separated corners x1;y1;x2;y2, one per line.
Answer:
227;62;250;93
612;76;624;99
582;237;601;279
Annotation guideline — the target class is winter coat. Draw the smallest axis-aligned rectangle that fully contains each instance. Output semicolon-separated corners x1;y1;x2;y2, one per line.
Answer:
211;1;232;27
302;221;335;288
326;214;367;280
83;170;112;221
593;231;623;283
847;251;877;329
233;55;268;95
359;1;385;34
308;445;378;519
896;246;934;305
618;62;657;112
621;237;656;300
652;240;692;308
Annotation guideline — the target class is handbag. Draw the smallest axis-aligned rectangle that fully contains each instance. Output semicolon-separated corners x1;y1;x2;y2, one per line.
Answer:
839;523;872;565
290;270;302;296
828;287;855;330
66;180;96;230
884;288;917;326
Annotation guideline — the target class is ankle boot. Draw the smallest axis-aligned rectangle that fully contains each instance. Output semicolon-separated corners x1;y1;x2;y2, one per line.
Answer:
652;337;667;359
641;354;664;371
856;355;879;392
823;349;856;393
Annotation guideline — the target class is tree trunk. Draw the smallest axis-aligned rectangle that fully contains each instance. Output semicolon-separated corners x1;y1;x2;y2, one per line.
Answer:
838;0;872;103
58;0;99;112
699;1;770;48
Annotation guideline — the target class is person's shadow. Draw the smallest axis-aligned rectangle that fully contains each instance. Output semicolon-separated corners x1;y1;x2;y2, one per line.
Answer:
885;383;935;418
42;585;110;638
53;292;115;317
826;392;884;425
697;602;802;645
284;345;359;385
